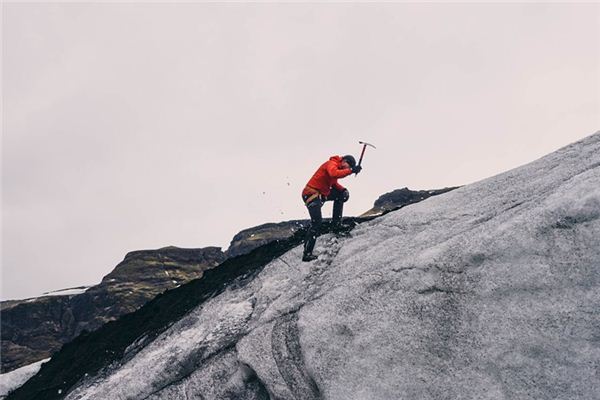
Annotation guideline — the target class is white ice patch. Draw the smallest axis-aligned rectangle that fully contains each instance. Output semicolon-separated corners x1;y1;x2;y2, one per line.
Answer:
0;359;49;399
41;287;90;297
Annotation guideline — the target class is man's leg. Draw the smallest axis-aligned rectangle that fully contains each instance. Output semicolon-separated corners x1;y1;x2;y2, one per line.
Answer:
303;197;323;261
332;201;344;226
328;188;349;226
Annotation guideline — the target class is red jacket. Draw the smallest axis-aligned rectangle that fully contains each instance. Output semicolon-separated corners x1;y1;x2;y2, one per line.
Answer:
303;156;353;197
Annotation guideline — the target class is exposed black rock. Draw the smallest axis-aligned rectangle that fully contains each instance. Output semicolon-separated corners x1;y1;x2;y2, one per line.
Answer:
226;221;309;258
361;186;459;217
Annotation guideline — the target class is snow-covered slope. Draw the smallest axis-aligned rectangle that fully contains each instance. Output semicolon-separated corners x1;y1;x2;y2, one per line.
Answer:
22;133;600;399
0;360;48;399
40;287;91;297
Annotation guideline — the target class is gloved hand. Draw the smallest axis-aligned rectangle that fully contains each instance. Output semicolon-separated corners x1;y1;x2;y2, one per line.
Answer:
342;189;350;202
352;165;362;174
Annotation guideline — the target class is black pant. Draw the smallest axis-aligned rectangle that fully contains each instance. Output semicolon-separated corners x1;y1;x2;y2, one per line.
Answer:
302;187;347;256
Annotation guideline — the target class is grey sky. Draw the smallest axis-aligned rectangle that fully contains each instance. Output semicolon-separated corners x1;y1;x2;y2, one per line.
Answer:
2;2;599;300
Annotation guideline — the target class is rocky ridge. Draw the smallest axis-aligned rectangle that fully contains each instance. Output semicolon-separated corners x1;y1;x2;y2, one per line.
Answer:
361;186;459;217
226;220;309;258
227;187;458;258
1;187;455;374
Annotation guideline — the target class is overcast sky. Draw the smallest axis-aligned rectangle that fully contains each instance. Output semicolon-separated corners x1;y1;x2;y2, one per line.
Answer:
2;2;599;300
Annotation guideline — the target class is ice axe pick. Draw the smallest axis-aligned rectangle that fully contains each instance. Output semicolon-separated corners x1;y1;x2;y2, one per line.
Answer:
356;141;376;176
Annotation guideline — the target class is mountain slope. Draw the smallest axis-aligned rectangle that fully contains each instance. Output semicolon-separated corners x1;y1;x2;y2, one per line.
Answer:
2;186;451;374
10;132;600;400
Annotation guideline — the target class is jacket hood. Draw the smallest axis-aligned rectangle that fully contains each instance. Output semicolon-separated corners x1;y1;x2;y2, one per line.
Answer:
329;155;343;163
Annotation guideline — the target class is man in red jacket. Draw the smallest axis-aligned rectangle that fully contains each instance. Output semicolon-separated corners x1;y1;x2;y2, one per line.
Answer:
301;155;362;261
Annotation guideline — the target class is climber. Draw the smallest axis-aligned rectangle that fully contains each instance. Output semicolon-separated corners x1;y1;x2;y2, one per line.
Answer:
301;155;362;262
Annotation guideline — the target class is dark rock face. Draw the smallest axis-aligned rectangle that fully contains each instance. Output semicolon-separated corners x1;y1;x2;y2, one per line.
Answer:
226;221;309;258
361;186;459;217
0;246;226;373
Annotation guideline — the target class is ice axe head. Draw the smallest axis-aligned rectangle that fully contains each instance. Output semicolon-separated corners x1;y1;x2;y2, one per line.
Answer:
358;141;376;167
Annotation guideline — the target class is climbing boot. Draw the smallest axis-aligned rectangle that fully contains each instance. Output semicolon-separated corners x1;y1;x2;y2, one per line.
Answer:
302;253;318;262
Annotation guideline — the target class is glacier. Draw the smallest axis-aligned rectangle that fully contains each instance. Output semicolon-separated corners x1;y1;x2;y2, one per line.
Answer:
12;133;600;400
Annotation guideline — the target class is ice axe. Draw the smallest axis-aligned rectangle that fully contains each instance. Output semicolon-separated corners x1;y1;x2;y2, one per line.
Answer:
356;141;376;176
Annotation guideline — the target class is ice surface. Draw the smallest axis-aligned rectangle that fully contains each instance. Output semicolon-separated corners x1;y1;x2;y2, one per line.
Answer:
65;133;600;400
0;359;48;399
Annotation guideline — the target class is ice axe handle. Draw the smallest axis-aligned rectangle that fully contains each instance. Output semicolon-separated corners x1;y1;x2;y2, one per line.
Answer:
355;144;367;177
358;144;367;167
356;141;376;176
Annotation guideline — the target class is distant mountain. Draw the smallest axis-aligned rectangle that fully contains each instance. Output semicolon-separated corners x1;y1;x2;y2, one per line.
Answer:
9;132;599;400
0;246;225;373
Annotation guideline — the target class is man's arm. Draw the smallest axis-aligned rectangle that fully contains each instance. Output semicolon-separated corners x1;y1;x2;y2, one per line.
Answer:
326;161;353;179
